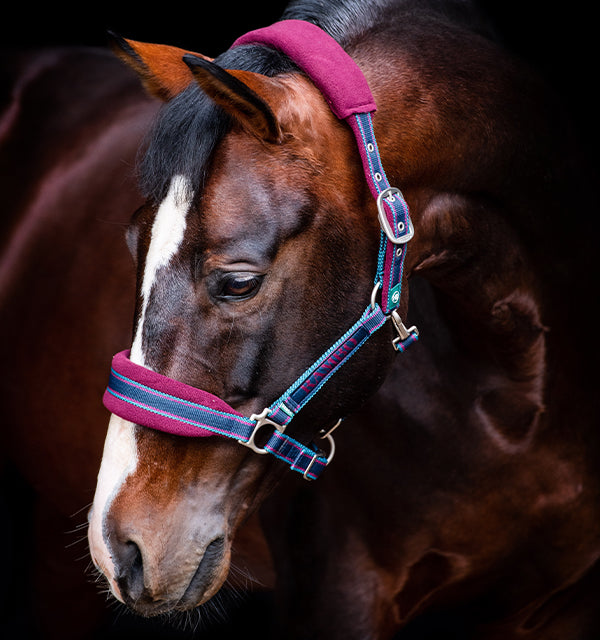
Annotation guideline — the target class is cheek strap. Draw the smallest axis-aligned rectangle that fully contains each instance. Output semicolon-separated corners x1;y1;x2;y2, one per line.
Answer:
233;19;414;315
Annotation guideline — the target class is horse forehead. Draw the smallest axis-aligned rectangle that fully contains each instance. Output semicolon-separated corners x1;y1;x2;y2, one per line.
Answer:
196;73;352;246
200;139;317;250
131;175;193;365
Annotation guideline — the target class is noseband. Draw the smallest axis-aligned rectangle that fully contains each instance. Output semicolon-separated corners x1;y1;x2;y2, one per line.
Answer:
103;20;418;480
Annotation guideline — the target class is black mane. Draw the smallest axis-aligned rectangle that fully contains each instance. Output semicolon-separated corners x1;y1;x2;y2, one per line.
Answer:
282;0;492;45
138;0;491;203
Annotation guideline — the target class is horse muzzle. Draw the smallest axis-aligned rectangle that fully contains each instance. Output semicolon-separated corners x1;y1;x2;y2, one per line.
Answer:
110;531;230;615
87;415;235;616
90;502;232;616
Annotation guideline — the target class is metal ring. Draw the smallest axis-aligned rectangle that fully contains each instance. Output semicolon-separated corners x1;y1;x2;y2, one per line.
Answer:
320;418;342;440
370;281;381;310
320;432;336;463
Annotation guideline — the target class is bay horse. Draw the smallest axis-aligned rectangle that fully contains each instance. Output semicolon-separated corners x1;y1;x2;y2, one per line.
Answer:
2;0;598;638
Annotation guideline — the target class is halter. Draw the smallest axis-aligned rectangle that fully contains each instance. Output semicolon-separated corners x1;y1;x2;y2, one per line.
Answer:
103;20;418;480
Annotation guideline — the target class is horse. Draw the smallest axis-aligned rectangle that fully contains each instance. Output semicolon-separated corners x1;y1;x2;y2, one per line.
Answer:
2;0;598;637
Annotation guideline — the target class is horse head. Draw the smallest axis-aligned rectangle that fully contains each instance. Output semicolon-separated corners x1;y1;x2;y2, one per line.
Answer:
87;35;400;615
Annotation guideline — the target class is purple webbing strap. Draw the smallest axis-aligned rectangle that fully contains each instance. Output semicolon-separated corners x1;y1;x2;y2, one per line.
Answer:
103;351;238;438
232;20;412;315
267;304;387;426
103;351;331;480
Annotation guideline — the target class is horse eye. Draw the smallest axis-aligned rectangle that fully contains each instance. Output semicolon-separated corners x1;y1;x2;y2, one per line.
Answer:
219;273;263;300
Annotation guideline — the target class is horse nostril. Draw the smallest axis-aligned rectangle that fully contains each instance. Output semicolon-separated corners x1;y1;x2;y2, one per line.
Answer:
115;539;145;602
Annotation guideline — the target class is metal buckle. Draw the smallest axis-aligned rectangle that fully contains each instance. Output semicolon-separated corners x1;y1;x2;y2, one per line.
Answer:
391;310;418;349
303;429;336;481
376;187;414;244
240;407;285;455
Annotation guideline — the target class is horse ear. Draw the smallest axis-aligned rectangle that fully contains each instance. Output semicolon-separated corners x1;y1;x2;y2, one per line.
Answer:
184;55;283;143
109;33;213;101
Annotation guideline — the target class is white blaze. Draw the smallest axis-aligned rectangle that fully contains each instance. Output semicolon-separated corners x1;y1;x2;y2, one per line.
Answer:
88;415;138;601
131;174;194;365
88;175;193;598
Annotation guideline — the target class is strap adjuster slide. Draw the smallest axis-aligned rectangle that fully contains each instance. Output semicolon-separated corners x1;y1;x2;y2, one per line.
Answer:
303;431;336;480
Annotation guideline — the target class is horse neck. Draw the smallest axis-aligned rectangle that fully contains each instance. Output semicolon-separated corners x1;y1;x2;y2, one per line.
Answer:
409;192;546;398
